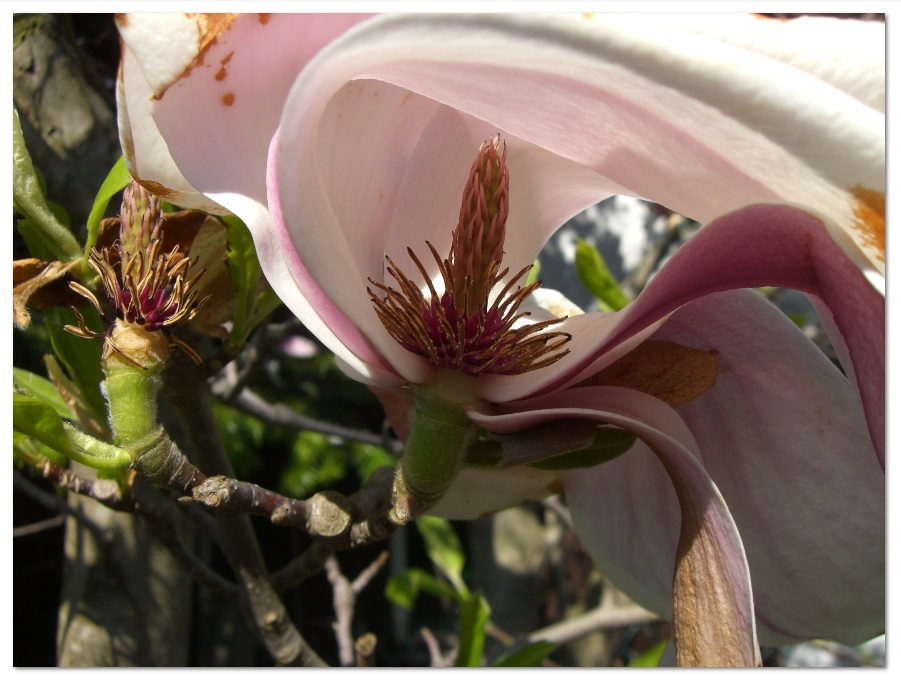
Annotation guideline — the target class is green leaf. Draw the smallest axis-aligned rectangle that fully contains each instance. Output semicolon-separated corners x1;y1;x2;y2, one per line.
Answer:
455;593;491;667
223;214;264;347
82;156;131;272
12;368;72;419
528;428;636;471
45;308;107;424
385;568;461;610
13;110;82;261
493;641;557;667
244;285;283;335
487;420;636;471
12;393;130;469
628;638;668;667
14;393;78;458
13;430;69;467
574;238;630;312
525;258;541;287
415;515;468;596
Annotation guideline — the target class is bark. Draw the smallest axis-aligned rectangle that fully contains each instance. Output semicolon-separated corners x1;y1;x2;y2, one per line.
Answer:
13;14;120;232
56;468;195;666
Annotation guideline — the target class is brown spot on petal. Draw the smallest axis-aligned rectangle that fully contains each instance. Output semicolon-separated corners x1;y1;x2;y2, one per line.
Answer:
137;179;179;201
121;135;135;167
215;50;234;80
669;467;760;666
221;92;235;107
580;340;721;408
152;14;237;98
258;13;271;25
851;185;885;264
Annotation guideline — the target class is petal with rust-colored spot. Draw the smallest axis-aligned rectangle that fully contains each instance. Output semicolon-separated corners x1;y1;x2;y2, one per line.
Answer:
580;340;721;408
851;185;885;264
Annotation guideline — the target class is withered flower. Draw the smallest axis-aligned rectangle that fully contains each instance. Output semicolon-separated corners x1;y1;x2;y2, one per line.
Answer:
66;183;210;369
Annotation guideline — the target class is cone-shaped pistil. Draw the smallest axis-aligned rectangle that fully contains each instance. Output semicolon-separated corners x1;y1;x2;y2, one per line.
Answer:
369;137;570;376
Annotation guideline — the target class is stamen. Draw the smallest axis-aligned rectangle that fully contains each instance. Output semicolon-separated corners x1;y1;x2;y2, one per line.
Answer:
66;184;210;365
368;136;570;376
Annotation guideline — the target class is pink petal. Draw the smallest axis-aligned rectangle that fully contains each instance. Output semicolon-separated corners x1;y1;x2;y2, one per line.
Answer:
276;83;615;383
556;290;882;646
285;13;883;287
651;289;884;645
117;44;227;214
655;14;884;112
119;13;370;212
596;204;884;467
469;386;759;665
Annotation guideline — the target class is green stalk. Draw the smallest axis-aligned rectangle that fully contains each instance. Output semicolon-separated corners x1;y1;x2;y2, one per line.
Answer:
391;380;478;525
101;321;170;455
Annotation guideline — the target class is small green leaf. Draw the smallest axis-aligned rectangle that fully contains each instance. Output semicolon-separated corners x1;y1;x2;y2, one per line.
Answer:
455;593;491;667
14;392;78;459
244;285;283;335
13;429;68;467
385;568;461;610
82;156;131;272
46;308;107;424
574;238;630;312
13;393;130;470
13;110;82;261
525;258;541;287
528;428;636;471
493;641;557;667
13;368;72;419
628;638;668;667
415;516;468;596
223;215;264;346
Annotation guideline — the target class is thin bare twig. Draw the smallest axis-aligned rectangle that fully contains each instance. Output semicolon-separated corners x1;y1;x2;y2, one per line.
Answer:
14;469;108;541
219;385;403;455
13;513;66;537
527;602;659;647
326;551;389;666
163;356;327;667
270;542;333;593
421;627;457;668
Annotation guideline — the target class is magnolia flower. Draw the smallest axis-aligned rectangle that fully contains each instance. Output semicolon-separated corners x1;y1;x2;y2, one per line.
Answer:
117;13;884;665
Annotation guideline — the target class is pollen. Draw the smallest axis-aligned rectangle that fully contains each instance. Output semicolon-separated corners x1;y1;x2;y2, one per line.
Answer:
368;137;571;376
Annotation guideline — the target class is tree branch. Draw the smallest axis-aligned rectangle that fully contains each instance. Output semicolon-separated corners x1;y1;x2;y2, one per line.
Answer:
215;383;403;455
162;356;327;667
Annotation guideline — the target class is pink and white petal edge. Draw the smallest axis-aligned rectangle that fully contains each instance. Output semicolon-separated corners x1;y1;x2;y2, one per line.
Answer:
468;387;760;666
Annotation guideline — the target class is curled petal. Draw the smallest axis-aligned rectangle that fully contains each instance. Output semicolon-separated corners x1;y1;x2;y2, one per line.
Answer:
468;387;759;666
559;290;883;646
596;204;884;467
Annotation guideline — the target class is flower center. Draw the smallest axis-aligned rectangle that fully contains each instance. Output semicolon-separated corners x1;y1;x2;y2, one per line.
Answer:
368;137;571;376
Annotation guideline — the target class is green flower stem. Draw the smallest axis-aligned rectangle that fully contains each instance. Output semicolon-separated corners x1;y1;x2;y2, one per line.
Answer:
103;365;163;454
98;323;207;492
391;383;477;525
100;322;170;453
